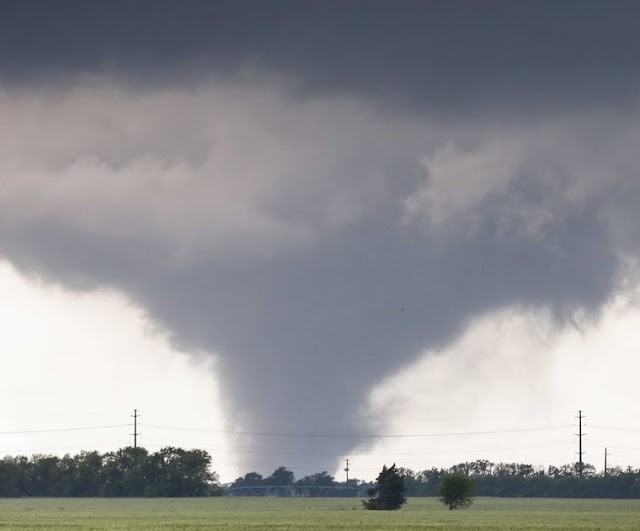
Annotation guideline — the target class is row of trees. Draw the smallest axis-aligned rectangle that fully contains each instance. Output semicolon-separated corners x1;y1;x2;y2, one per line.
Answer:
229;466;368;496
2;450;639;499
0;447;222;497
231;460;640;499
362;464;474;511
399;460;640;499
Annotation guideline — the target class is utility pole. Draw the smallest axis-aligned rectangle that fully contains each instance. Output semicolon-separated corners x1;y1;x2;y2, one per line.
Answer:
576;410;585;478
344;459;350;496
604;447;608;476
131;409;140;449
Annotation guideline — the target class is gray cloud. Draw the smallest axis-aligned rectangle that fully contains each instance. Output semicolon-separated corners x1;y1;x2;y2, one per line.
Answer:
1;3;640;474
2;1;640;117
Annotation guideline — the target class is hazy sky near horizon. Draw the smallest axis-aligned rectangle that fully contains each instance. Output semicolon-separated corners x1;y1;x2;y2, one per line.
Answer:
2;1;640;482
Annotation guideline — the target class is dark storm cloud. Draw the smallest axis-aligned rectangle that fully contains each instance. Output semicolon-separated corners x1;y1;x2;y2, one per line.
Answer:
1;2;639;474
2;1;640;116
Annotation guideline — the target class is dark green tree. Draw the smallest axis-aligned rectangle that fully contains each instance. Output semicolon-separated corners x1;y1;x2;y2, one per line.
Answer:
100;446;149;496
26;455;62;496
230;472;264;496
438;472;475;510
264;466;295;496
144;447;218;496
297;471;335;487
362;463;407;510
70;451;104;496
0;457;23;497
266;466;295;486
296;471;336;496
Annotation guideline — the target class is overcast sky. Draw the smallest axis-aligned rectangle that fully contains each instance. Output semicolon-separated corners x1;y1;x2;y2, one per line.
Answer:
2;1;640;483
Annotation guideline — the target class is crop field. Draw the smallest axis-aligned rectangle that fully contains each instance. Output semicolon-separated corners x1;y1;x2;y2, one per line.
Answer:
1;497;640;530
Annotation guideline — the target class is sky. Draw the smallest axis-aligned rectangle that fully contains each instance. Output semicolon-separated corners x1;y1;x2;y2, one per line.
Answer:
1;1;640;483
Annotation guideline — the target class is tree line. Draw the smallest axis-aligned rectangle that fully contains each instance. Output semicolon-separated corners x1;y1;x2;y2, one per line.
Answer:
0;446;222;497
230;460;640;499
2;449;640;499
229;466;370;496
399;460;640;499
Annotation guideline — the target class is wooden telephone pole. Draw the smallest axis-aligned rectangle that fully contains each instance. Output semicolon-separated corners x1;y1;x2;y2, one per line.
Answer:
345;459;350;496
576;410;585;478
131;409;140;448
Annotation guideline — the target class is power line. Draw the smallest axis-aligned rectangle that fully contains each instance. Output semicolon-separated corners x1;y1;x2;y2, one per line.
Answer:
229;485;355;491
588;439;640;450
592;444;640;454
0;441;130;454
143;441;572;457
143;423;573;439
590;425;640;433
0;424;128;435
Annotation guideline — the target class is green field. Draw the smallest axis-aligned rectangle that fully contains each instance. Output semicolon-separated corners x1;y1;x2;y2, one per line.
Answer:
1;497;639;530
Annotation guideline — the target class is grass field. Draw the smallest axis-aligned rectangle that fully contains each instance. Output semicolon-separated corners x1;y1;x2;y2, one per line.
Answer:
1;497;640;530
